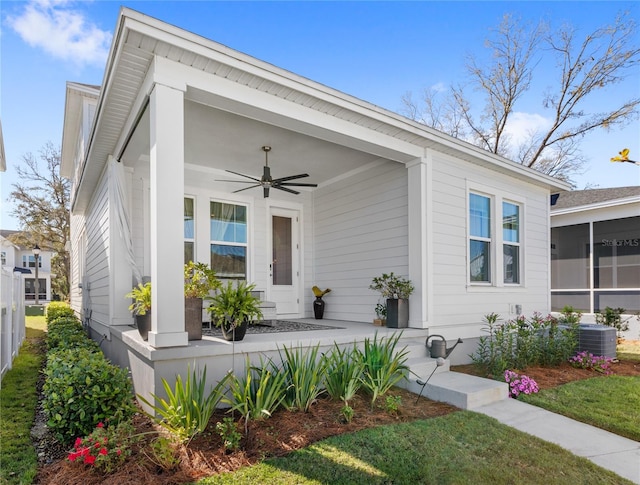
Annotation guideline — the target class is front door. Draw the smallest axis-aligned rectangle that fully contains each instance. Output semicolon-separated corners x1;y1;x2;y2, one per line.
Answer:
269;208;300;316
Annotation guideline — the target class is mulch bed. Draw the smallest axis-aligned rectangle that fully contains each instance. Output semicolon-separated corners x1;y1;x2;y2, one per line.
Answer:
34;343;640;484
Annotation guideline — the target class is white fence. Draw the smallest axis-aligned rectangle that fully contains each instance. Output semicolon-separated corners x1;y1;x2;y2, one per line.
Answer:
1;267;26;385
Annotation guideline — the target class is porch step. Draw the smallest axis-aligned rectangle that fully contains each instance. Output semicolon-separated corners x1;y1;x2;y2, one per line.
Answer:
400;371;508;410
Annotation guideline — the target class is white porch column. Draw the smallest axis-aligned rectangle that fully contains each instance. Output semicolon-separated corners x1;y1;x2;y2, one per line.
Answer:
407;154;432;328
148;82;188;348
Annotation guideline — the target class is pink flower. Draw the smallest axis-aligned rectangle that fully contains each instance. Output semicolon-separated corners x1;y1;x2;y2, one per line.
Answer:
116;449;122;456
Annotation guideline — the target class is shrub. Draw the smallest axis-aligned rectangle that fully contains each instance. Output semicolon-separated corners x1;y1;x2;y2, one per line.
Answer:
46;316;98;353
595;306;631;337
43;348;135;444
358;332;410;406
216;417;242;452
472;312;578;375
322;343;363;405
279;343;326;412
46;302;75;324
138;365;228;444
68;420;135;473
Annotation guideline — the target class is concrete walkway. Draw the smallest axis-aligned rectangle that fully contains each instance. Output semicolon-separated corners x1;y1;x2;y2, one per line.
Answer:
475;398;640;484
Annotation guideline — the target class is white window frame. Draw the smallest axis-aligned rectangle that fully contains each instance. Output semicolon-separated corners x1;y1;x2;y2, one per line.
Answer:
467;184;525;289
502;200;522;285
184;196;195;264
210;199;249;280
468;191;494;285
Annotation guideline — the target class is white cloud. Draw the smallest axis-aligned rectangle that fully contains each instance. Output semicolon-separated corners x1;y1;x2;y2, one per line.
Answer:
7;0;112;68
503;112;551;146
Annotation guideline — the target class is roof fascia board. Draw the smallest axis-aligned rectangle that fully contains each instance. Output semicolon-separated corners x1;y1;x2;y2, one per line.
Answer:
551;195;640;216
121;8;569;191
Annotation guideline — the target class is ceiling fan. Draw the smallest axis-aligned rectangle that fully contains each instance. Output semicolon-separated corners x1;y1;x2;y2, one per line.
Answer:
219;146;318;198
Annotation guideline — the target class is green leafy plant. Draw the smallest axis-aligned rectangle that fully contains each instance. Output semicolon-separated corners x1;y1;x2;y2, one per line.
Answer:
207;281;263;329
144;436;181;471
125;282;151;316
223;357;287;432
46;316;98;353
184;261;221;298
375;303;387;319
358;332;410;406
321;343;363;405
279;343;326;412
138;365;228;444
43;348;135;444
369;272;414;299
340;404;354;423
67;420;135;473
595;306;632;337
558;306;582;325
45;301;75;324
385;395;402;414
216;417;242;452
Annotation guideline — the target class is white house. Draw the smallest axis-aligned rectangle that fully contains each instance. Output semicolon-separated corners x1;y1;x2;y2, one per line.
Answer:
0;230;53;305
550;186;640;321
60;8;568;404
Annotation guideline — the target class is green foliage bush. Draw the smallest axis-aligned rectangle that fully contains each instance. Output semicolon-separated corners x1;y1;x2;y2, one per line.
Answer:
279;343;326;412
46;316;98;353
46;302;76;324
321;343;363;405
43;348;135;444
471;312;578;376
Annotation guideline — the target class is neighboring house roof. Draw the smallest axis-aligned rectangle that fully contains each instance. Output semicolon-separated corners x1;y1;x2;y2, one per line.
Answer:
551;186;640;211
64;7;569;212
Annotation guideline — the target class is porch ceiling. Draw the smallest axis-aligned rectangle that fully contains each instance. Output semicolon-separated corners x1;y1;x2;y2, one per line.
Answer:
121;96;384;188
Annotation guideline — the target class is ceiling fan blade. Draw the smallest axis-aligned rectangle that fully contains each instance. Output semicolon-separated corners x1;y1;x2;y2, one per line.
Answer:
217;179;258;183
232;184;261;193
278;182;318;187
273;185;300;195
272;173;310;183
225;170;261;183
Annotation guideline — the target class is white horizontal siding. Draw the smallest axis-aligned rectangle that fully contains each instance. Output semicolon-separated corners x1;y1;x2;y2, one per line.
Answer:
313;160;408;322
83;169;111;327
68;213;84;315
429;153;551;335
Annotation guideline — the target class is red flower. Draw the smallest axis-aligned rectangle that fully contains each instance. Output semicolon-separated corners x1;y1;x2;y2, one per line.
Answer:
99;448;108;456
84;455;96;465
80;447;90;457
97;422;104;428
116;449;122;456
74;437;83;449
94;442;102;449
68;451;80;462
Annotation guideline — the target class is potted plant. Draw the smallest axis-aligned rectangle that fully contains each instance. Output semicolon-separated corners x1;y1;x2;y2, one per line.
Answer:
126;282;151;340
207;281;263;341
369;272;414;328
373;302;387;326
184;262;221;340
312;286;331;319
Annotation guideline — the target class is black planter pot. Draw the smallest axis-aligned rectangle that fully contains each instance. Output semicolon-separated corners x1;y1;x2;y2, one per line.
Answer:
386;298;409;328
221;319;248;341
313;297;325;319
136;312;151;341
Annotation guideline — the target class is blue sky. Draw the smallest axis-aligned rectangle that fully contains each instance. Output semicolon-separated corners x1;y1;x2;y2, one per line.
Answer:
1;1;638;230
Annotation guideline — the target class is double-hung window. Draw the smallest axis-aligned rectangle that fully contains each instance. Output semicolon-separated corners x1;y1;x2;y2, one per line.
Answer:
210;201;247;280
503;201;520;284
22;255;42;269
184;197;195;263
469;193;492;283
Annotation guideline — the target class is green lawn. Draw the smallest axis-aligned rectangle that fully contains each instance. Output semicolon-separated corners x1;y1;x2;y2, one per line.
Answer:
0;316;47;485
198;411;631;485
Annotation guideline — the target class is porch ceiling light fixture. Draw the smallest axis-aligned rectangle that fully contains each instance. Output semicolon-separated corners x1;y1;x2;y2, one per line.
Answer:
218;146;318;198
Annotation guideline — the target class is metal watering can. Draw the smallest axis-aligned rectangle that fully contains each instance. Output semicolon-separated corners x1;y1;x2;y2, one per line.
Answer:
425;335;463;359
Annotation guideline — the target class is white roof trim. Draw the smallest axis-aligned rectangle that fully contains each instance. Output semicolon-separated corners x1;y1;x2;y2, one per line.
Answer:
551;195;640;216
